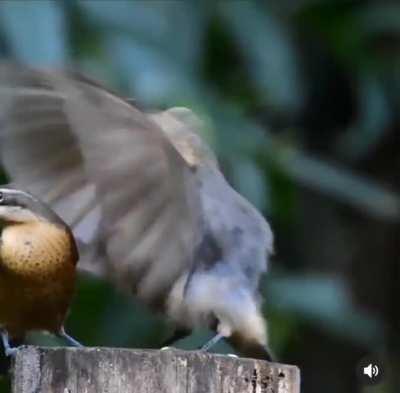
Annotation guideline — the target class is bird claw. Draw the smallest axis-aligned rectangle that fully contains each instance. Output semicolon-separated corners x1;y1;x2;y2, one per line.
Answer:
1;330;18;356
58;328;83;348
5;347;18;357
201;332;224;352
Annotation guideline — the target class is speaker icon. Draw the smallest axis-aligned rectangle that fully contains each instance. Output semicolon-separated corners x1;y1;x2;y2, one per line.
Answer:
357;356;383;385
363;364;379;379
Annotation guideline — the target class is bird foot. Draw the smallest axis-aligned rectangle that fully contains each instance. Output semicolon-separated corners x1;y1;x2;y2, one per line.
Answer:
1;330;18;356
4;347;18;357
200;332;224;352
58;328;83;348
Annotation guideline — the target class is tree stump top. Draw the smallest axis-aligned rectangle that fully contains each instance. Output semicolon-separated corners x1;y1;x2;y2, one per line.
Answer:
12;346;300;393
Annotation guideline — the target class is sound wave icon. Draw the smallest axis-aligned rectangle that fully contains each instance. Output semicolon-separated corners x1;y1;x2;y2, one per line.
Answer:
363;364;379;379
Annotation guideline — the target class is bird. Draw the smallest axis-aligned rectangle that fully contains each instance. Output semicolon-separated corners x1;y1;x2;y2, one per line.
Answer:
0;187;81;355
0;64;274;360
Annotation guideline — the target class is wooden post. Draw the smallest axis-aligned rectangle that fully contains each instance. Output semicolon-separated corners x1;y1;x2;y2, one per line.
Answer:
12;346;300;393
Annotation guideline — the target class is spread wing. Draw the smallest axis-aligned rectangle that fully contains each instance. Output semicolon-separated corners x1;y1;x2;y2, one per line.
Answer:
148;107;218;169
0;64;202;308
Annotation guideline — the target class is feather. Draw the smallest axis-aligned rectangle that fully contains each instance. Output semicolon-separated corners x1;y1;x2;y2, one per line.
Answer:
0;64;274;359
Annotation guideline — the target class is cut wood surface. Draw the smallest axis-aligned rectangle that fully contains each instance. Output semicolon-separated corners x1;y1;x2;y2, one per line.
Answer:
12;346;300;393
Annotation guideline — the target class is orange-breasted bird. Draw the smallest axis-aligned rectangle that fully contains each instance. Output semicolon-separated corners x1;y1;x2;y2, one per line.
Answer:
0;187;81;355
0;64;274;360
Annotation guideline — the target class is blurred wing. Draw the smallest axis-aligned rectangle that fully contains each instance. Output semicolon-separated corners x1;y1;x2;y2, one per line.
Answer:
149;106;218;169
0;65;201;308
0;65;103;274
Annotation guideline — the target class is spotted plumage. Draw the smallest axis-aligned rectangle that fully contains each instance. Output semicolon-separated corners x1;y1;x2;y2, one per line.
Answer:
0;188;80;354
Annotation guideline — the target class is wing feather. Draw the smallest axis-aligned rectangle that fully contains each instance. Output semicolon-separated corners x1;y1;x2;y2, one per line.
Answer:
0;64;201;308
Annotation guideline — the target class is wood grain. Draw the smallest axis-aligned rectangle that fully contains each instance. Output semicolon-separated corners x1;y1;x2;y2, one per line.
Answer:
12;346;300;393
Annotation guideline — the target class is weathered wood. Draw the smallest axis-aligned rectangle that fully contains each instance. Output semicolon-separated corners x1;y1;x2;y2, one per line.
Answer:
12;346;300;393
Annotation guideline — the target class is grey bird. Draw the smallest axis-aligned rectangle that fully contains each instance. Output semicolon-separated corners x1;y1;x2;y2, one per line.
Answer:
0;64;274;359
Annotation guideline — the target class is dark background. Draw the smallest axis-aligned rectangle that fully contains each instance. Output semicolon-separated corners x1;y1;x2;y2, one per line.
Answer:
0;1;399;392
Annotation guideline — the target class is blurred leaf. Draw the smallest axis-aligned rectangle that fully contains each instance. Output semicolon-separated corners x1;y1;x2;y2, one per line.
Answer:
230;158;270;211
336;74;391;161
0;0;67;66
265;308;300;356
209;102;400;221
265;273;384;347
360;4;400;35
103;32;195;103
270;144;400;221
80;0;205;67
221;2;303;114
74;1;208;103
296;1;365;67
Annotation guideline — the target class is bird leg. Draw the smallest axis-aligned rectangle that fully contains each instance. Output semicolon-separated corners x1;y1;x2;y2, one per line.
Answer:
1;330;17;356
57;327;83;347
201;332;225;352
201;320;234;352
